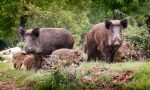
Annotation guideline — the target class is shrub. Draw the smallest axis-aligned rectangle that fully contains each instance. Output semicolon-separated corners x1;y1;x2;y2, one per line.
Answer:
0;55;5;61
124;25;150;59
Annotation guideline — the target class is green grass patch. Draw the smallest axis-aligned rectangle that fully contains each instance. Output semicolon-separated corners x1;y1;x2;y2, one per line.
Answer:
33;61;150;90
1;61;150;89
0;61;12;72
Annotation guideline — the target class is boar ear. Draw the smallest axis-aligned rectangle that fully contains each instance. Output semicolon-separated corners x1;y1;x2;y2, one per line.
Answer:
74;50;81;56
121;19;128;29
32;28;40;37
19;27;25;37
74;50;78;54
105;20;112;29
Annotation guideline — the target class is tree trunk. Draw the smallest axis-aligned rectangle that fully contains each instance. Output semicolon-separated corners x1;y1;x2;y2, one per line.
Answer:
19;15;27;29
18;15;27;40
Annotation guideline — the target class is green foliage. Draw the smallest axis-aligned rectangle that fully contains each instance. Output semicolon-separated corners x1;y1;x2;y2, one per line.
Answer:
26;10;91;37
16;42;24;48
124;26;150;57
0;56;5;61
0;0;149;50
99;0;150;19
34;71;83;90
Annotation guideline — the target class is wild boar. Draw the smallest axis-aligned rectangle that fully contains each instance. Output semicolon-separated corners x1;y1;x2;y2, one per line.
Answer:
12;51;46;70
49;48;86;67
20;28;74;55
85;19;128;62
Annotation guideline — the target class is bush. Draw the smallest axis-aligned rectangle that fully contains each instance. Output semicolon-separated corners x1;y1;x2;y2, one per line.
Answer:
34;71;83;90
16;42;24;48
124;25;150;58
0;55;5;61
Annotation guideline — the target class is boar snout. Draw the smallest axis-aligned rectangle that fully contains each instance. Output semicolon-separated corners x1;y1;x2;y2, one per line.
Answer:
113;39;122;49
114;41;120;46
23;47;35;54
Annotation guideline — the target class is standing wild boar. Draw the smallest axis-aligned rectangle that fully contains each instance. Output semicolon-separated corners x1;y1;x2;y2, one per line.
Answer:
85;19;128;62
20;28;74;55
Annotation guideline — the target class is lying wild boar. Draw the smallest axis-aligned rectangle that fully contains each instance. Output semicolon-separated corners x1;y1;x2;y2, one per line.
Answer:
12;51;46;70
49;48;86;67
20;28;74;55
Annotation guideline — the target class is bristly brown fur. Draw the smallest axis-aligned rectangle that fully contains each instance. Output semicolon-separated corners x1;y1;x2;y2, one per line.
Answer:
12;52;46;70
85;19;128;62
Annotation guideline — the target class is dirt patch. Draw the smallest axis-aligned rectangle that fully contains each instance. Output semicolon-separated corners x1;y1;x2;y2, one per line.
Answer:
80;75;104;90
80;67;113;89
80;67;134;90
90;67;109;75
112;70;134;84
0;81;18;90
23;83;34;90
80;75;94;84
0;81;34;90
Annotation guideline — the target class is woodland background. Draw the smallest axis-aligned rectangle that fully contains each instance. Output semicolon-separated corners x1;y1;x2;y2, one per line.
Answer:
0;0;149;57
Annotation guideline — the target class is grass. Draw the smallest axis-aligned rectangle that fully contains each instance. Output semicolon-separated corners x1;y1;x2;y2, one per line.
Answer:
0;60;150;90
0;56;5;61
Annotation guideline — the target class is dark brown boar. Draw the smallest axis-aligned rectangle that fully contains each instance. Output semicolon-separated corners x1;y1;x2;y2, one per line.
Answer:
85;19;128;62
20;28;74;55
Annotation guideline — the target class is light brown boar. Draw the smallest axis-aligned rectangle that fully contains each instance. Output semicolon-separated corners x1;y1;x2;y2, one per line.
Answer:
12;52;46;70
12;52;26;69
49;49;86;67
85;19;128;63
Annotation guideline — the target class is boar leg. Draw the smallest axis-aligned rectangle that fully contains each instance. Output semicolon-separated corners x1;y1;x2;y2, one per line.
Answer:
14;63;17;69
110;49;117;62
34;55;43;71
87;42;97;61
103;47;112;63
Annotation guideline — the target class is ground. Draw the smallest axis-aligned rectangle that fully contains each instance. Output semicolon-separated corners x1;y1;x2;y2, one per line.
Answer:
0;59;150;90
